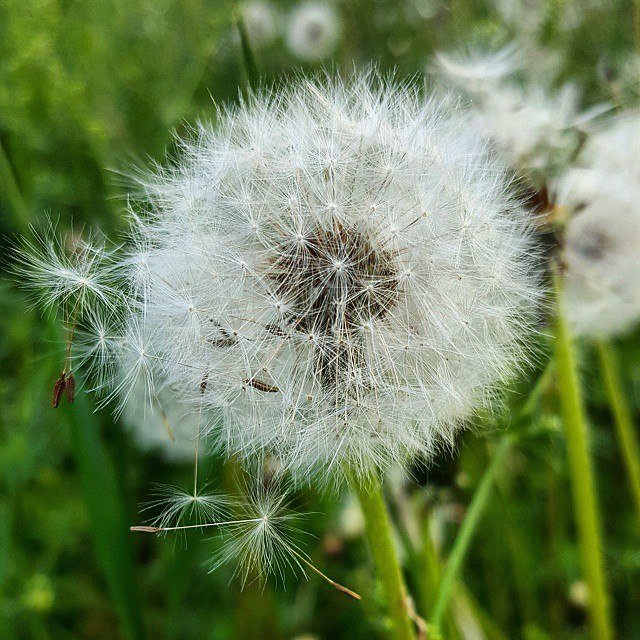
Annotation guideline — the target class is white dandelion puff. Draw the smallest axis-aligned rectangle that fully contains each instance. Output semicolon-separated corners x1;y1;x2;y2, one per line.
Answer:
557;112;640;337
18;72;540;482
241;1;279;48
286;2;341;62
111;72;540;483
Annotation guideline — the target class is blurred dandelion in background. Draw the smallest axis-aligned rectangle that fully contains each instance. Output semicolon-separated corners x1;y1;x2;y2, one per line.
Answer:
286;2;341;61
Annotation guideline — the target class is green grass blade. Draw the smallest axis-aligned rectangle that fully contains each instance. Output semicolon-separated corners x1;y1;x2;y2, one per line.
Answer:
553;273;613;640
429;436;510;632
596;339;640;521
0;139;30;232
233;7;259;90
64;393;146;640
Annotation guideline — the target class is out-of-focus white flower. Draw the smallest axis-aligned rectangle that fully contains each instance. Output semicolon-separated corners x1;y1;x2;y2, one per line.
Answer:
617;54;640;99
557;112;640;337
339;494;364;539
475;82;589;181
432;47;606;184
581;111;640;187
569;580;589;608
121;380;203;462
408;0;442;22
286;2;341;61
491;0;599;36
562;188;640;337
241;1;279;48
433;44;521;93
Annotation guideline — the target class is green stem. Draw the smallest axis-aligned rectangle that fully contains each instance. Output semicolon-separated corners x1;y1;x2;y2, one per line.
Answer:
233;6;259;90
634;0;640;54
430;436;510;632
351;474;416;640
417;512;460;640
0;139;30;231
553;273;613;640
596;339;640;521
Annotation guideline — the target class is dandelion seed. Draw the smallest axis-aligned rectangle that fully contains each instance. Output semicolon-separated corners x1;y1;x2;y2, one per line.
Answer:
14;222;120;402
132;480;360;599
14;221;119;316
142;484;232;531
52;372;67;408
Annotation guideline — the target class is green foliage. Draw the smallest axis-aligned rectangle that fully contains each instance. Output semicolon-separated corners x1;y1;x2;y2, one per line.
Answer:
1;1;639;639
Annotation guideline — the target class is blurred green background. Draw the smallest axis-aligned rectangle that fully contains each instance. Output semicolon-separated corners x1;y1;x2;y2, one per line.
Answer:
1;1;639;639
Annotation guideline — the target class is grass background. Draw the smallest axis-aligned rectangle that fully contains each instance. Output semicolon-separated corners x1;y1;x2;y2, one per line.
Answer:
1;1;639;638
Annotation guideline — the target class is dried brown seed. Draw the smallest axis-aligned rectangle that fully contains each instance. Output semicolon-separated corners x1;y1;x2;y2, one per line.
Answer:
64;372;76;404
244;378;280;393
52;372;66;408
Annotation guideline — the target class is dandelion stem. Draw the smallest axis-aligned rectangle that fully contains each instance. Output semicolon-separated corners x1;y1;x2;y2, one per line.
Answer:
429;436;510;632
351;473;416;640
553;272;613;640
596;339;640;522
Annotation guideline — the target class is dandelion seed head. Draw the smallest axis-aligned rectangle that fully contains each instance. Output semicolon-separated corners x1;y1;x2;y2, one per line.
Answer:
105;72;540;483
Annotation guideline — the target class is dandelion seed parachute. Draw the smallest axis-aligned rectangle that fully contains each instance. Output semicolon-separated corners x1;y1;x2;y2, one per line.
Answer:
432;44;521;92
100;71;540;483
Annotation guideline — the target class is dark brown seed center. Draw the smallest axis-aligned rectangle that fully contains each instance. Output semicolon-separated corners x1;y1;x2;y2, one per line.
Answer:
267;221;399;387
